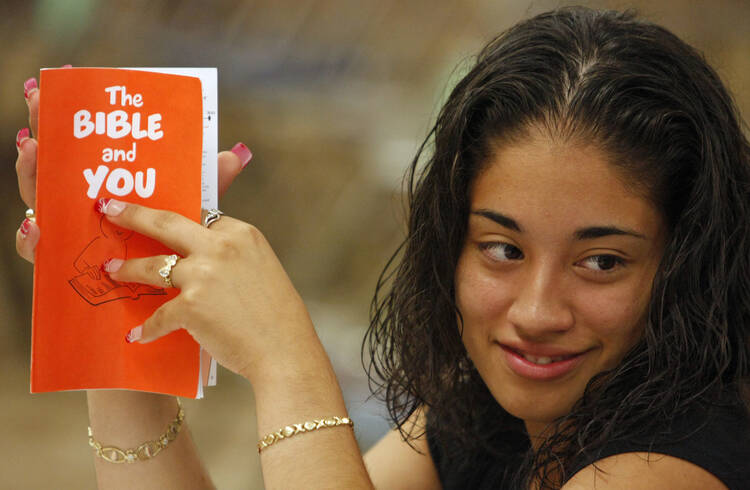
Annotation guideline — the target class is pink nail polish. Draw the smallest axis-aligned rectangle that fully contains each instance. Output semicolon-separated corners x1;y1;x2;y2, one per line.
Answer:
61;64;72;68
19;218;32;238
126;326;142;343
16;128;30;149
94;198;111;214
231;142;253;169
95;198;126;216
24;78;38;99
102;258;124;273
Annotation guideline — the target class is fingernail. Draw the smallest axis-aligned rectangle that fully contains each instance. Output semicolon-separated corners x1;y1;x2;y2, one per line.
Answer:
126;326;142;344
16;128;30;151
95;198;126;216
61;64;72;68
231;142;253;169
24;78;38;99
19;218;32;238
102;258;124;273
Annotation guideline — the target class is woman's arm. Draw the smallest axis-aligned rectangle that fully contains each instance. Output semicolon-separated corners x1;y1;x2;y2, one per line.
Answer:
87;346;374;490
86;391;213;490
562;453;727;490
252;332;373;489
98;201;375;489
363;407;441;490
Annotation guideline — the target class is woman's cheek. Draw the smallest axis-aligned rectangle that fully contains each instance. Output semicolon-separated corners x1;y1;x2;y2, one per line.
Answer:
456;263;517;330
575;282;649;342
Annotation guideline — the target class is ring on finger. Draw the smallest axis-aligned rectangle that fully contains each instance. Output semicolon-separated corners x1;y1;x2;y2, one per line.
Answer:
203;208;224;228
158;254;180;288
25;208;36;222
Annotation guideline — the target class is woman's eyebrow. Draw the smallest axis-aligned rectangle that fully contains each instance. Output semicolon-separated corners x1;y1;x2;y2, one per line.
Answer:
574;226;646;240
472;209;521;231
471;209;646;240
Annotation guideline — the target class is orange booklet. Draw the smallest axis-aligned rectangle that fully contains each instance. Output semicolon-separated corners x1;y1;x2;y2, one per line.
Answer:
32;67;217;398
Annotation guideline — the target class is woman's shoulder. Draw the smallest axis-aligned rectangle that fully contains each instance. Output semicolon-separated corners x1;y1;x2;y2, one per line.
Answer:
566;399;750;490
563;451;727;489
364;407;441;490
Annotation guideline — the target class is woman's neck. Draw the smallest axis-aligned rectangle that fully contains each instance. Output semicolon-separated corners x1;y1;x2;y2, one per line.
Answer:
524;419;568;489
524;420;549;451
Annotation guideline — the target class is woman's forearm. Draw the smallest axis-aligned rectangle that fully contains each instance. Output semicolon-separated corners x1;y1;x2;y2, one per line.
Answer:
86;390;214;490
251;331;374;490
85;199;374;488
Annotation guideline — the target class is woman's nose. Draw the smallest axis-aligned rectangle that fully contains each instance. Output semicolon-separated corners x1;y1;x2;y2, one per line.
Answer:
506;264;574;338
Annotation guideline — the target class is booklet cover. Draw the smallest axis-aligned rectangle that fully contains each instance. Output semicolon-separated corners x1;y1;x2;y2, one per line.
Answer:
32;67;216;398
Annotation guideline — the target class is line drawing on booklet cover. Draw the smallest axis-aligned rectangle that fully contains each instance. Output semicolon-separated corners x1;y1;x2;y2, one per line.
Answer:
68;215;165;305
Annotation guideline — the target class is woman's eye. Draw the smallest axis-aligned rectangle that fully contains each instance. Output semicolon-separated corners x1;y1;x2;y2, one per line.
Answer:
579;254;624;272
479;242;524;261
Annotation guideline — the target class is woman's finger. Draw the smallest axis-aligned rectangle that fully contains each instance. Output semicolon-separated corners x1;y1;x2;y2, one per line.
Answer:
95;198;206;255
104;254;186;290
25;67;69;136
125;301;183;344
217;143;253;197
15;130;38;208
15;218;39;263
24;77;39;137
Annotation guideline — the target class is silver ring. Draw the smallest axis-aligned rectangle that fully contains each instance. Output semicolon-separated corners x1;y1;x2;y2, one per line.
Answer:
158;254;180;288
204;208;224;228
25;208;36;222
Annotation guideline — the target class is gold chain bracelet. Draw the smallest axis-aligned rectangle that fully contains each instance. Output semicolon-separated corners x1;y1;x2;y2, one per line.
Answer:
257;416;354;453
88;398;184;463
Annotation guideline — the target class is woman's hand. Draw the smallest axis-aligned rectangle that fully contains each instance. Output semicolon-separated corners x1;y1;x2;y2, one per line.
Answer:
98;199;316;385
14;73;252;263
96;199;375;490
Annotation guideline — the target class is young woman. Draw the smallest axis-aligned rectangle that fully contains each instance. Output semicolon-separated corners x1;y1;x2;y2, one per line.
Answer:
15;6;750;489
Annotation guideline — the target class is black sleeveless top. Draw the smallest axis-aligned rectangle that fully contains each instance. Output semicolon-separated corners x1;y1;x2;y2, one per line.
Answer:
426;400;750;489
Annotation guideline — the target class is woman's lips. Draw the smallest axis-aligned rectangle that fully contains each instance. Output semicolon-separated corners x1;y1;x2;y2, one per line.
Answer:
499;344;588;380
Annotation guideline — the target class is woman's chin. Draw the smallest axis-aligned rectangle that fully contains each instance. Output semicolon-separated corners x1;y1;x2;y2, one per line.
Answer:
493;390;579;429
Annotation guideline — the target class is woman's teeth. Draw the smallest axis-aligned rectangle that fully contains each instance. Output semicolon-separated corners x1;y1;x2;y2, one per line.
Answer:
522;353;569;364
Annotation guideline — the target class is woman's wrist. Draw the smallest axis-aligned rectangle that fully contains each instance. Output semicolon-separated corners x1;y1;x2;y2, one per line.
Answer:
86;390;179;447
249;340;373;490
85;392;215;489
238;315;326;387
248;331;347;419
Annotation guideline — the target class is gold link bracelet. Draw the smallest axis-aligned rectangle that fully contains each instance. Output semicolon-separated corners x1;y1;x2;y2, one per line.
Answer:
257;416;354;453
88;398;184;463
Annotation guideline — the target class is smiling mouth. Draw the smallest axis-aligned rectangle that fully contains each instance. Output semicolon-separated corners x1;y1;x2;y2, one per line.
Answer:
498;345;588;380
513;350;578;365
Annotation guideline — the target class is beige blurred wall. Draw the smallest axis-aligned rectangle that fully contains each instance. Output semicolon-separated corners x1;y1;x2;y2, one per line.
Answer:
2;1;749;488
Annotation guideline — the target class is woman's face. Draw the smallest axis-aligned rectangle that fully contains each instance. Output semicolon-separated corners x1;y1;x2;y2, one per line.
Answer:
455;132;666;436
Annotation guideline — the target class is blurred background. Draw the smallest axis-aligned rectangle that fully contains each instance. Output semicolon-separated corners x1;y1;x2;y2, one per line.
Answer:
1;0;748;488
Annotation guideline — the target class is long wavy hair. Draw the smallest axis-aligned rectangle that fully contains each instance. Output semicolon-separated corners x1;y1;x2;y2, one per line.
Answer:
364;6;750;488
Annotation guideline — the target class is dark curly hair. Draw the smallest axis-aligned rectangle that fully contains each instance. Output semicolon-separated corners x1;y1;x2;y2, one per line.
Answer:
364;6;750;488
